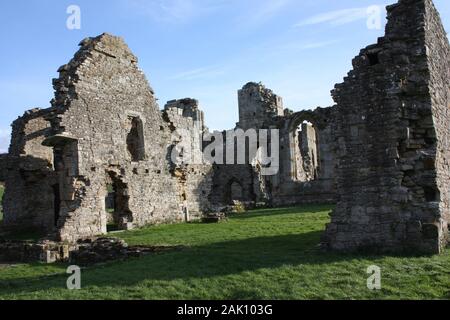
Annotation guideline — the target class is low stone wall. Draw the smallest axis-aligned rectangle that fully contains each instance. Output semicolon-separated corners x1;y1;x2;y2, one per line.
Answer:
0;237;183;265
0;240;72;263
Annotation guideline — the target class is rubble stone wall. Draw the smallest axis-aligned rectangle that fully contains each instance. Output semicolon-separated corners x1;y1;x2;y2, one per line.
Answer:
237;82;284;130
41;34;210;242
2;0;448;256
223;82;337;207
2;109;56;231
271;107;337;206
163;98;213;219
210;164;256;207
323;0;450;254
424;0;450;251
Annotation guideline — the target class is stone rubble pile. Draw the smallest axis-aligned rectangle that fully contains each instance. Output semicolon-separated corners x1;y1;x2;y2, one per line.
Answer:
71;237;184;265
0;236;183;265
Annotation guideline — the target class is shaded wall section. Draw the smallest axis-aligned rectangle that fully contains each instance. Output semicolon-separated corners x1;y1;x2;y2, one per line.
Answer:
323;0;450;254
41;34;212;242
2;108;56;232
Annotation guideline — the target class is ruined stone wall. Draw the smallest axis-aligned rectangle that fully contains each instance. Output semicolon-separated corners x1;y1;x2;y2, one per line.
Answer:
2;108;56;231
209;86;337;208
163;98;213;219
44;34;201;242
210;164;257;208
424;0;450;250
299;123;319;179
237;82;284;130
270;107;337;206
323;0;449;254
230;82;337;206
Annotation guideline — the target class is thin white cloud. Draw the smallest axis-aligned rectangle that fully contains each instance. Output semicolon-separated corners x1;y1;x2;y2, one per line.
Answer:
169;65;226;81
260;39;340;59
295;7;371;27
249;0;292;25
300;39;341;50
124;0;227;23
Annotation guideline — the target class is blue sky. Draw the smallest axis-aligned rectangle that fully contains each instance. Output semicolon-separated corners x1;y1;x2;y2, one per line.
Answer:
0;0;449;153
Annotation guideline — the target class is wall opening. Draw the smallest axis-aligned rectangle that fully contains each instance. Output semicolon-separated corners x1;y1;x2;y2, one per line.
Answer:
292;120;319;182
53;147;64;171
225;179;244;204
367;52;380;66
424;187;439;202
52;184;61;227
231;181;244;202
105;172;133;231
127;116;145;162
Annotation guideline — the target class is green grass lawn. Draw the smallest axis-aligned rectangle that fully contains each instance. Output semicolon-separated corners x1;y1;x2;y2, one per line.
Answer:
0;204;448;300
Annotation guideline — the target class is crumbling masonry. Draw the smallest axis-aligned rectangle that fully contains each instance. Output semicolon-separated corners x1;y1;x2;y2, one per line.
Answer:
0;0;448;254
322;0;450;253
1;36;213;243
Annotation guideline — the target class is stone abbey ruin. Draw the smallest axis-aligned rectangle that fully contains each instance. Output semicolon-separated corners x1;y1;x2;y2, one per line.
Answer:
0;0;449;258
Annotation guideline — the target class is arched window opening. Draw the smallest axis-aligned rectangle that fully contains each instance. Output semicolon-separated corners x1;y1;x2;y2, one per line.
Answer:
224;179;245;205
230;181;244;203
127;117;145;162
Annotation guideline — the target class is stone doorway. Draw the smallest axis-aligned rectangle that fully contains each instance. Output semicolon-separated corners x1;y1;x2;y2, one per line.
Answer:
225;179;244;204
105;172;133;231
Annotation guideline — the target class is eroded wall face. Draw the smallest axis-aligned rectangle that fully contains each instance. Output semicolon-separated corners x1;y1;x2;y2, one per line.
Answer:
163;99;213;219
3;35;213;242
323;0;450;254
210;164;257;207
272;108;337;206
2;109;56;231
238;82;284;130
210;82;337;208
46;34;210;242
425;0;450;250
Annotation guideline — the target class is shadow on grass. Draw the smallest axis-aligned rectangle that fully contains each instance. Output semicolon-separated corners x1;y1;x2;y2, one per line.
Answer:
0;227;435;297
0;230;360;296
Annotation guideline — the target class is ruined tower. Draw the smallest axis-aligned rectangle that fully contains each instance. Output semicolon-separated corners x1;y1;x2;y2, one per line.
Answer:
237;82;284;130
323;0;450;254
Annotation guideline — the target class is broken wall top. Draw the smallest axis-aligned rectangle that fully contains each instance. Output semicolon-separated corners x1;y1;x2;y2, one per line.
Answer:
46;32;173;176
9;108;53;159
51;33;156;118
